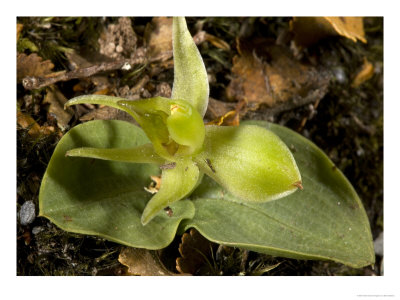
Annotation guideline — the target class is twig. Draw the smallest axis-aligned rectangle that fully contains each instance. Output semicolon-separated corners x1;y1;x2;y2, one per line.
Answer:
22;55;147;90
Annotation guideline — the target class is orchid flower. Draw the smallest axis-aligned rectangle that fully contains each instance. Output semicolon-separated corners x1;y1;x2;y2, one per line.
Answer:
64;17;302;225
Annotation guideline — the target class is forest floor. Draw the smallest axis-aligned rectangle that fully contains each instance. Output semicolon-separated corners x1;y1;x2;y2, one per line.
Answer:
17;17;383;275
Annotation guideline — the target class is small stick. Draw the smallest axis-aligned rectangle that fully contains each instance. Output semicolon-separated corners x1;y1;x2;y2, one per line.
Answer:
22;56;147;90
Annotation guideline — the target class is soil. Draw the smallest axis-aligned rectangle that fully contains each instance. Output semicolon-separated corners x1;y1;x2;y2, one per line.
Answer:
17;17;383;276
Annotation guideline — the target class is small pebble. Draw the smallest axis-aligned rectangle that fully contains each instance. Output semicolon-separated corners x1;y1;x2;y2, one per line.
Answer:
32;226;44;235
332;67;347;84
116;44;124;53
19;201;36;225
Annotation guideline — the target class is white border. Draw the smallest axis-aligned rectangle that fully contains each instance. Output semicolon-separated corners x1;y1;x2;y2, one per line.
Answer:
3;1;399;299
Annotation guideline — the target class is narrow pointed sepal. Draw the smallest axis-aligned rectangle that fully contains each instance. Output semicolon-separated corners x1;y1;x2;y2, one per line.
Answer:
141;158;200;225
65;143;165;164
65;95;130;113
194;125;302;202
172;17;209;117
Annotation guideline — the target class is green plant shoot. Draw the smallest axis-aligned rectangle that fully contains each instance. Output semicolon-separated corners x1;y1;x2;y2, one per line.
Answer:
60;17;301;225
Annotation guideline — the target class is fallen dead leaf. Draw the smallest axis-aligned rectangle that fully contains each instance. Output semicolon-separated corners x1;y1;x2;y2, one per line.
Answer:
227;38;330;110
17;111;55;138
206;100;245;127
43;86;73;131
207;110;237;126
17;53;54;83
118;247;177;276
143;17;206;67
176;228;216;275
145;17;173;62
205;97;236;121
325;17;366;43
290;17;366;47
205;33;230;51
17;23;23;40
352;58;374;88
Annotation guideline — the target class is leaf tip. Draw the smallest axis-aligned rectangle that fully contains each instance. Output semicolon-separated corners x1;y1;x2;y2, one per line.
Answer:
140;213;152;226
64;99;73;110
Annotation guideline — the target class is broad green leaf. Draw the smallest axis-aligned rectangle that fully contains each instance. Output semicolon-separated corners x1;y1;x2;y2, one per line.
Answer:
39;120;195;249
194;125;301;202
141;158;200;225
184;121;374;268
172;17;209;117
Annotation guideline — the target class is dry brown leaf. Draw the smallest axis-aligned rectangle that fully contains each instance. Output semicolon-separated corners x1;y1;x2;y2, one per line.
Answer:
118;247;176;276
145;17;173;61
207;110;238;126
176;228;215;275
17;111;55;138
227;39;329;109
206;100;246;126
352;58;374;88
291;17;366;47
17;53;54;83
325;17;366;43
205;33;230;50
93;88;111;95
43;86;73;130
17;23;23;40
205;97;236;121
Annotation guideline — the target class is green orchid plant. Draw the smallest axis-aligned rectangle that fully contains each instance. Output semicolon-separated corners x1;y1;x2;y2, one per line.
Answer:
39;17;375;269
63;17;301;225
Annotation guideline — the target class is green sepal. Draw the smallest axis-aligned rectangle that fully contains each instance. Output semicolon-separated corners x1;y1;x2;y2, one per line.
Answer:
65;94;132;114
65;95;173;160
66;143;165;164
117;97;173;160
194;125;302;203
141;158;200;225
172;17;209;117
